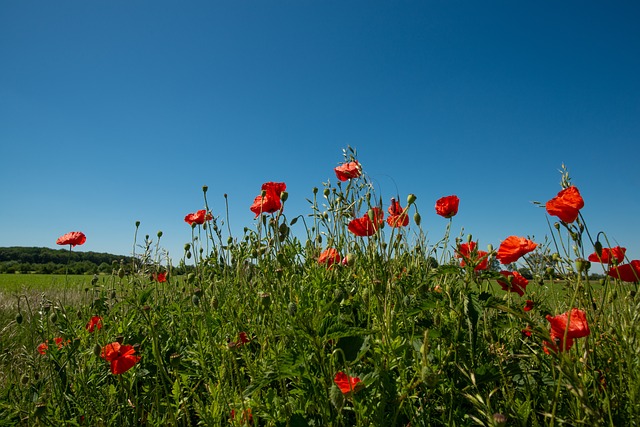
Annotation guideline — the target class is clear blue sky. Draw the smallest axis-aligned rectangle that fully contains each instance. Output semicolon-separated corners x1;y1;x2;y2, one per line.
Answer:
1;1;639;266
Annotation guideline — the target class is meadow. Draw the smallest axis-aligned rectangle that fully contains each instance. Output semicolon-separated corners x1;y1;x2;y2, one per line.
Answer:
1;148;639;426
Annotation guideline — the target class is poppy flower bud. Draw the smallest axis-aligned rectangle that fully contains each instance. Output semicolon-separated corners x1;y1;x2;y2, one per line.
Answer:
288;302;297;316
594;241;603;257
135;221;141;228
49;312;58;324
118;268;125;279
323;188;330;197
554;222;560;230
20;374;29;385
184;243;191;252
93;343;102;357
280;191;288;202
313;187;318;194
157;231;163;238
414;212;421;226
192;295;200;306
202;185;208;193
407;193;417;205
575;258;590;272
15;312;23;324
290;217;298;225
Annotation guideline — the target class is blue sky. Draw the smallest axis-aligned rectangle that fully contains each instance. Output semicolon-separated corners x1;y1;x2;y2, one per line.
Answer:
1;1;639;267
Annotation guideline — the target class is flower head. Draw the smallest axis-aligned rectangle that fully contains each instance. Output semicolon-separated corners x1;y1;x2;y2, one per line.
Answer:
334;161;361;181
348;207;384;237
588;246;626;265
435;195;459;218
250;182;286;217
497;271;529;296
334;371;363;394
100;342;141;375
56;231;86;247
543;308;590;354
155;272;167;283
85;316;103;333
608;260;640;283
545;186;584;223
455;241;489;271
386;198;409;227
523;300;535;312
496;236;537;265
184;210;212;226
318;248;342;267
228;332;252;349
37;337;69;355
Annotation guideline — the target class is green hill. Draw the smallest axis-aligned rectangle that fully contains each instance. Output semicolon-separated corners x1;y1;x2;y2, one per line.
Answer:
0;246;134;274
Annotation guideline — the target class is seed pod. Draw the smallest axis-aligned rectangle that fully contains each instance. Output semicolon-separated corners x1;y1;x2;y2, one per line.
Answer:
287;302;297;317
407;193;417;205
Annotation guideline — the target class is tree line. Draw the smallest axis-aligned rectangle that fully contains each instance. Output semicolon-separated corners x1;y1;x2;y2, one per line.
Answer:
0;246;134;275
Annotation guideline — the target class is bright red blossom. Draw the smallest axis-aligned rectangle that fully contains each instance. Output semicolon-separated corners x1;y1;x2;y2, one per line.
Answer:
38;337;68;355
588;246;626;265
56;231;86;247
228;332;251;349
435;195;459;218
334;161;361;181
608;260;640;283
184;210;212;226
523;300;535;312
455;242;489;271
85;316;103;333
348;207;384;237
318;248;342;267
544;308;590;354
334;371;363;394
101;342;141;375
155;272;167;283
545;186;584;223
386;198;409;227
497;271;529;297
250;182;287;217
496;236;537;265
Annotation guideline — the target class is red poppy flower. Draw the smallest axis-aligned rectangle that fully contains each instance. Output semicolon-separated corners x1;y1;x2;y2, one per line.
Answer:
85;316;103;333
37;337;68;355
56;231;86;247
608;260;640;283
334;161;361;181
230;408;253;425
455;241;489;271
546;308;590;340
521;325;532;338
155;272;167;283
334;371;363;394
184;209;213;226
348;207;384;237
101;342;141;375
588;246;626;265
228;332;252;349
250;182;287;217
318;248;342;267
435;195;459;218
386;198;409;227
523;300;535;312
497;271;529;296
545;186;584;223
496;236;537;265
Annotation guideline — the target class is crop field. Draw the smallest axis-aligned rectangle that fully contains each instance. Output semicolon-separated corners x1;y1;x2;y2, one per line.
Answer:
1;150;639;426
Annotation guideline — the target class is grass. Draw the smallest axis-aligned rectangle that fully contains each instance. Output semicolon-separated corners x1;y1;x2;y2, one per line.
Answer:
1;150;639;426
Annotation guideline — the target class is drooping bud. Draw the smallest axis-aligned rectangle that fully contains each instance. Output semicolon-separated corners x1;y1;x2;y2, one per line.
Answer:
287;302;297;316
594;240;603;257
413;212;421;226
